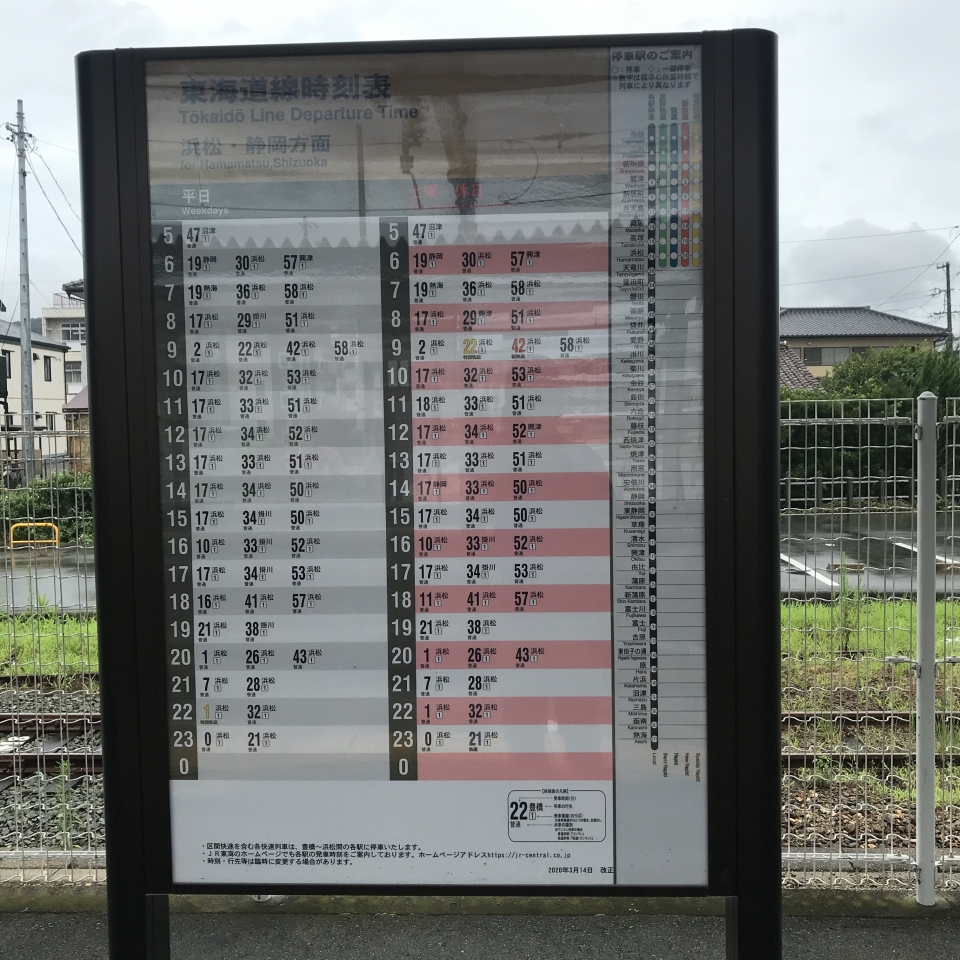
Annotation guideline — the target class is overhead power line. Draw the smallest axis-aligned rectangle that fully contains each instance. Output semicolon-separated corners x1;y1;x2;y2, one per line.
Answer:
780;291;940;315
29;278;52;308
0;277;88;285
33;150;80;221
0;156;15;316
1;295;20;345
25;155;82;256
877;233;960;309
877;288;940;306
781;225;959;244
781;263;937;287
32;137;78;154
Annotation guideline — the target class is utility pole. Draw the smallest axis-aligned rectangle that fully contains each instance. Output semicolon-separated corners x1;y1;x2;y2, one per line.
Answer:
4;101;34;481
939;261;953;349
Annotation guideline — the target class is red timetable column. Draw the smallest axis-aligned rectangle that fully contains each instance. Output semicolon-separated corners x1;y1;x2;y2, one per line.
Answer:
406;214;614;783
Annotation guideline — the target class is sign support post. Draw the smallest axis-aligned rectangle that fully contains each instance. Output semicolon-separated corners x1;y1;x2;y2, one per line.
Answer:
729;29;782;956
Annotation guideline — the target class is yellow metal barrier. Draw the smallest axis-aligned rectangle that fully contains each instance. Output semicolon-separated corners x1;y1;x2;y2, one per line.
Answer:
9;522;60;548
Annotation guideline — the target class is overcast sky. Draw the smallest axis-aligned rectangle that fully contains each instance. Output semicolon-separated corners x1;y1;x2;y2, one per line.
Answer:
1;0;957;326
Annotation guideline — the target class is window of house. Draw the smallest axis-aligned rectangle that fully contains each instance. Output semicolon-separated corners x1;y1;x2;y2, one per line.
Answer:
43;356;52;382
45;413;56;431
803;346;856;366
65;361;82;384
61;322;85;343
852;346;868;356
1;351;10;378
821;347;851;366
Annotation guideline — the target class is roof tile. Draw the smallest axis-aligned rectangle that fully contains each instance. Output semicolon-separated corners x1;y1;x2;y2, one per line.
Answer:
779;306;945;339
0;321;70;352
779;344;822;391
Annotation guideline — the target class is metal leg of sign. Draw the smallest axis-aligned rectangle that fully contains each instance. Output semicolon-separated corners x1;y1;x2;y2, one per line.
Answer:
105;890;169;960
726;28;783;960
725;897;738;958
104;849;170;959
78;48;172;960
726;885;781;959
145;896;171;960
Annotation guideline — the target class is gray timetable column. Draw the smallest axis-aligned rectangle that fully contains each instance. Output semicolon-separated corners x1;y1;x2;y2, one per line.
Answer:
174;218;389;782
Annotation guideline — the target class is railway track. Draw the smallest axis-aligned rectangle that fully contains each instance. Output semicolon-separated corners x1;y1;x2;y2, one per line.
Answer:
781;711;960;764
783;711;960;723
0;713;98;732
0;713;101;775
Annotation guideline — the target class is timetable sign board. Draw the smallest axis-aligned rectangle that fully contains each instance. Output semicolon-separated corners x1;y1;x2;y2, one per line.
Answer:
146;43;707;886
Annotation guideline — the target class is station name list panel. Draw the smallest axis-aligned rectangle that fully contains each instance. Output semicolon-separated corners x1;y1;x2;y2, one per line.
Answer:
146;44;707;886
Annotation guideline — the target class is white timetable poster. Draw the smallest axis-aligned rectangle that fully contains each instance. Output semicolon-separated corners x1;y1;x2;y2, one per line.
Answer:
146;44;707;885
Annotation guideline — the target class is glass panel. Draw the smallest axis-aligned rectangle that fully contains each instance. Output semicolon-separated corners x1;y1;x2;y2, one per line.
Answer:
146;43;707;888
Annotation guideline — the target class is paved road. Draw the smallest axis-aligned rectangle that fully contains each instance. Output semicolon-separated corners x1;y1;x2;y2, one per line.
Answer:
1;913;959;960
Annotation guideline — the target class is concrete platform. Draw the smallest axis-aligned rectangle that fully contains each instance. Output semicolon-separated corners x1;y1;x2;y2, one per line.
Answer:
2;900;960;960
0;912;958;960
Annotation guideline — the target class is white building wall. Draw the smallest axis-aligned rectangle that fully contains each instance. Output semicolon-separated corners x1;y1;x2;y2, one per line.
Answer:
40;306;86;399
0;335;70;471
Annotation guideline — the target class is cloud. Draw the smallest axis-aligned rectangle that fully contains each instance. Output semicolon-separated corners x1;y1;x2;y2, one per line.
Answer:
780;219;955;324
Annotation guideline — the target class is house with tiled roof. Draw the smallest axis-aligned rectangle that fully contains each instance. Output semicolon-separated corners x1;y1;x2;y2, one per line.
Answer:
779;343;822;391
779;307;946;379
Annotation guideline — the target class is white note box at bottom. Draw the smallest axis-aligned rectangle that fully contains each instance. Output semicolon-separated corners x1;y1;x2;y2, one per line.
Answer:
508;789;607;842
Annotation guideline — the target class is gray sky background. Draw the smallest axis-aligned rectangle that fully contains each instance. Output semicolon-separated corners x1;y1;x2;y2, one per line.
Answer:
1;0;957;326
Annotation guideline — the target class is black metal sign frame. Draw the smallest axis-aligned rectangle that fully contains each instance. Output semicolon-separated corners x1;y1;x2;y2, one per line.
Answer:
77;29;779;960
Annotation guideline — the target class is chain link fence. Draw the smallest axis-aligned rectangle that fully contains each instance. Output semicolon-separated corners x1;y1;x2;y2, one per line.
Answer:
0;418;102;882
781;397;960;889
1;405;959;889
934;398;960;891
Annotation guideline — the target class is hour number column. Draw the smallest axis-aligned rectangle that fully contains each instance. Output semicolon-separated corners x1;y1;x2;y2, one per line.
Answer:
380;218;417;780
155;222;198;780
646;123;660;749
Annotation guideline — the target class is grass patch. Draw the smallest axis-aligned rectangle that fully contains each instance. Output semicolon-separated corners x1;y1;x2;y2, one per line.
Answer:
0;597;949;696
782;599;960;712
0;615;98;676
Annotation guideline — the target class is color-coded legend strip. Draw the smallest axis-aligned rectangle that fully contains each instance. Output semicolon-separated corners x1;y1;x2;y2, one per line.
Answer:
680;122;691;268
658;122;668;268
692;121;702;268
669;121;679;267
